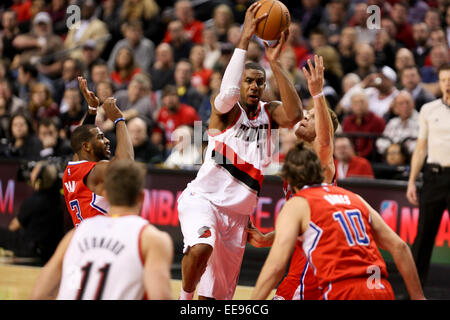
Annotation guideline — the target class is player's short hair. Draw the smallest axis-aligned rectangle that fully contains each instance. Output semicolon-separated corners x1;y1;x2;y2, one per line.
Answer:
105;160;145;206
280;142;324;190
245;62;266;81
70;125;96;153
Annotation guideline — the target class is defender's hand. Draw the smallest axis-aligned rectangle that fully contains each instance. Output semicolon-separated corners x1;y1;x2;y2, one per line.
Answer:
302;55;325;97
241;2;268;41
78;76;99;108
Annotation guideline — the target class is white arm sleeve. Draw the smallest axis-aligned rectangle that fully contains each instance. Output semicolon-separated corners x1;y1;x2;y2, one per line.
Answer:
214;48;247;114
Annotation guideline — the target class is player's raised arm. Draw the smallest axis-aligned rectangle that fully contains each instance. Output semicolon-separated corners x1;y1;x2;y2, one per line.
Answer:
303;55;335;181
30;230;75;299
142;226;174;300
251;197;309;299
265;30;303;128
358;196;425;300
211;2;267;115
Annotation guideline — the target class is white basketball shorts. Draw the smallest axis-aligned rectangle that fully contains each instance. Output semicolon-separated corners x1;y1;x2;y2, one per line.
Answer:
177;188;249;300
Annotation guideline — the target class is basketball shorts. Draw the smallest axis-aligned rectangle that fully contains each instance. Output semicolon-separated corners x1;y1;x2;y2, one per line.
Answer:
321;277;395;300
177;188;249;300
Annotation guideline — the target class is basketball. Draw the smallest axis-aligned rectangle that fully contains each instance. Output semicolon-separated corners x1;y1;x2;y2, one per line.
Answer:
255;0;291;41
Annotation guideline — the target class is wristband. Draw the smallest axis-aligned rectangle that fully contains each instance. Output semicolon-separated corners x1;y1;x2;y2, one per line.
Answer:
88;105;97;111
312;91;324;99
114;117;125;126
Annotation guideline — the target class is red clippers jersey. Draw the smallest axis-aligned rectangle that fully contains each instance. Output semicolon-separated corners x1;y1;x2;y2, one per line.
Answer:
63;160;110;227
295;184;388;288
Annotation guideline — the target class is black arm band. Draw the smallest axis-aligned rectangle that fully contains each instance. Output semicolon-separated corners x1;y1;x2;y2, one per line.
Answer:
83;112;97;125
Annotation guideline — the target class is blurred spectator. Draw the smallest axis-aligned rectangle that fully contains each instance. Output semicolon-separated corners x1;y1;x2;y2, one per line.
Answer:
385;142;409;167
46;0;69;36
119;0;163;44
174;59;203;111
1;10;21;65
9;0;33;25
11;11;63;80
53;57;83;109
97;0;122;61
376;91;419;156
28;82;59;129
197;71;222;124
341;91;385;159
152;84;200;148
340;66;399;119
297;0;324;39
420;44;450;85
226;23;241;48
205;3;234;43
319;0;347;46
37;118;72;160
390;2;415;49
315;45;343;96
110;46;142;90
59;87;85;140
202;27;221;70
165;20;194;63
190;44;213;95
6;112;41;161
212;42;234;74
0;78;27;138
394;48;415;75
348;2;376;44
352;43;377;80
285;20;309;68
337;26;357;75
127;116;162;164
334;135;375;179
400;65;436;111
80;40;103;79
89;61;111;91
163;125;201;170
113;73;156;126
412;22;431;68
424;8;442;32
107;20;155;74
64;0;109;61
407;0;430;25
0;160;64;264
16;62;53;106
163;0;204;44
150;43;176;91
430;28;448;48
308;27;327;52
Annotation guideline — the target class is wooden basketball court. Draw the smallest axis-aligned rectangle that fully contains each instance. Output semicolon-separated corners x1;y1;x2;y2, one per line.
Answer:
0;263;274;300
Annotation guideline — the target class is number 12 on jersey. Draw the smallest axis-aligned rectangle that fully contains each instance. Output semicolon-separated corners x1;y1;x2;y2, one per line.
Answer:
333;210;370;246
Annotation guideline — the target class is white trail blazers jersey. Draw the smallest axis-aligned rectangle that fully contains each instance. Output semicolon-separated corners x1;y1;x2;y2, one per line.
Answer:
187;101;276;215
57;215;149;300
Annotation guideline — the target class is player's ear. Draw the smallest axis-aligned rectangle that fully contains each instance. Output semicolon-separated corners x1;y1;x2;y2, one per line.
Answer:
81;141;91;153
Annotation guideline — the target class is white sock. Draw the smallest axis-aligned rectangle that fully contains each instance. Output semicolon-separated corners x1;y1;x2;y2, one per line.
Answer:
180;288;194;300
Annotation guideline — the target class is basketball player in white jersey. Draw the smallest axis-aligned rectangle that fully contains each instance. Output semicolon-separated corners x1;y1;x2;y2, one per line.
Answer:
177;2;304;300
30;160;173;300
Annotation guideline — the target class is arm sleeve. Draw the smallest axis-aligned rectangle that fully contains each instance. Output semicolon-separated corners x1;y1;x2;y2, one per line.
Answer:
214;48;247;114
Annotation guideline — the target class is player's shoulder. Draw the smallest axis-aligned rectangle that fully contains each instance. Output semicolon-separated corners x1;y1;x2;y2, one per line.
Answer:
420;98;444;113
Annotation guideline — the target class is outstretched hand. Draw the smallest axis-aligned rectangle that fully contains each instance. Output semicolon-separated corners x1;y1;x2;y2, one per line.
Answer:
78;76;99;108
302;55;325;97
264;29;289;62
240;2;268;42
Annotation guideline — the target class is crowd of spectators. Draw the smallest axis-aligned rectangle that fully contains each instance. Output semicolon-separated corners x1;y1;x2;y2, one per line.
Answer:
0;0;448;180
